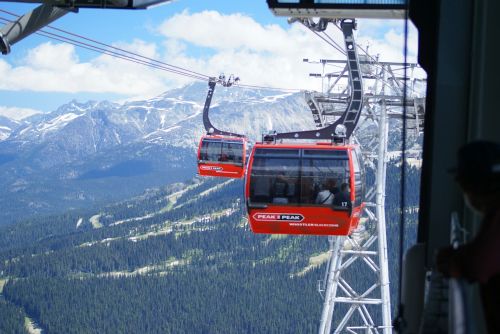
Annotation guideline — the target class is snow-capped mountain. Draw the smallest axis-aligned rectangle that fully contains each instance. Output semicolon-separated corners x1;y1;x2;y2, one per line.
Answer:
0;116;22;141
0;82;315;224
5;82;314;159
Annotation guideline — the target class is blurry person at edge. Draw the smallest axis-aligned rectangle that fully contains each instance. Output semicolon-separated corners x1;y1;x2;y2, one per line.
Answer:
436;141;500;333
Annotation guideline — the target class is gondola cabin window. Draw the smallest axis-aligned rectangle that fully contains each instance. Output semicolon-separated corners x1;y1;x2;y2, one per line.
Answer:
249;148;300;204
197;136;246;179
221;141;244;164
199;138;244;165
301;149;350;206
200;139;222;162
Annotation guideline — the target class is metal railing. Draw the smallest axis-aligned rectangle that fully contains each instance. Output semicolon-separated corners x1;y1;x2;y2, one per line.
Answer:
448;212;470;334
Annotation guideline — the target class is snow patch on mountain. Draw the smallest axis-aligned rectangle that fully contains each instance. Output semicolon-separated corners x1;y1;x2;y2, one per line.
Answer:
162;98;201;107
266;114;273;130
183;109;203;121
18;125;32;136
143;126;182;141
111;212;156;226
0;116;22;141
262;93;294;103
0;125;12;140
37;113;83;133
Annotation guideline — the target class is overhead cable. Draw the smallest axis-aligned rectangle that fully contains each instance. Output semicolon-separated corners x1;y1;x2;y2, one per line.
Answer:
0;9;306;92
235;83;300;93
0;16;207;81
320;31;347;56
0;9;209;80
329;21;421;95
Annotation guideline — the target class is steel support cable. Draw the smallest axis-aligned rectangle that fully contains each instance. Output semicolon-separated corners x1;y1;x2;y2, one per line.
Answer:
297;19;346;56
320;30;347;56
1;9;308;92
36;32;206;80
234;83;300;93
329;22;421;97
325;63;347;69
321;28;418;93
44;22;211;80
0;8;210;80
309;24;420;97
0;16;208;81
311;30;346;56
0;24;206;82
319;29;413;98
305;28;342;55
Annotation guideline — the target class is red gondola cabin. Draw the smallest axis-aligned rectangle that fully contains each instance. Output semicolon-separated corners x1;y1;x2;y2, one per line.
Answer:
197;135;247;179
245;142;365;236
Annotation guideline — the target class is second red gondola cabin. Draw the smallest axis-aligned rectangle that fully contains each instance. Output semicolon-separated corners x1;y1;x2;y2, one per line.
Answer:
197;135;247;179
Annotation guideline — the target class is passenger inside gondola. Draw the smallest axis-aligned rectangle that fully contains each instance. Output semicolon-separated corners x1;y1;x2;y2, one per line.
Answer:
227;149;235;162
200;138;244;165
219;153;228;161
315;179;338;205
223;142;243;164
300;178;315;204
252;177;271;202
333;183;351;210
272;176;289;204
201;140;221;162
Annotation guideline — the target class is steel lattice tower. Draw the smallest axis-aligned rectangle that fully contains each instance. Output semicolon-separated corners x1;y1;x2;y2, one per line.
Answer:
307;55;425;333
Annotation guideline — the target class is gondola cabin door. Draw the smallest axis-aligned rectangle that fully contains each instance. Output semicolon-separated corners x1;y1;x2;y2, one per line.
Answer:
245;143;365;236
198;135;247;179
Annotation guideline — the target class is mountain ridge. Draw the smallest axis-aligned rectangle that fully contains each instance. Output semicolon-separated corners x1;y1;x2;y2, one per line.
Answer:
0;82;314;225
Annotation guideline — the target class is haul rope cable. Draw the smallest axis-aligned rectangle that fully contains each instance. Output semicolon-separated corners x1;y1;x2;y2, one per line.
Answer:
0;9;303;93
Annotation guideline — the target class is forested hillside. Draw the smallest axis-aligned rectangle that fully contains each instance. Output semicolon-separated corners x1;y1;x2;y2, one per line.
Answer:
0;161;420;333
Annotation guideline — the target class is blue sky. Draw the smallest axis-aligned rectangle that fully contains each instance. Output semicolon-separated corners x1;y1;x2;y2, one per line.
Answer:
0;1;420;118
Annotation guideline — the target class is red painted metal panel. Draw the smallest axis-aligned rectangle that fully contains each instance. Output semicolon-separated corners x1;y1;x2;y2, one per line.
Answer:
248;205;362;236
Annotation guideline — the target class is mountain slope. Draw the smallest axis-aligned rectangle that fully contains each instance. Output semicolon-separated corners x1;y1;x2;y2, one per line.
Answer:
0;160;420;333
0;83;316;225
0;178;327;333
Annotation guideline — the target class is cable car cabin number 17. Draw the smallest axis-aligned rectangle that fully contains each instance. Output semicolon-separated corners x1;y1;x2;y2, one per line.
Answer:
245;143;365;236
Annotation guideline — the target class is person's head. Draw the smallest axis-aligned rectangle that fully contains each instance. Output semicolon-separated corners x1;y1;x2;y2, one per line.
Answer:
341;183;349;192
451;141;500;213
326;179;337;191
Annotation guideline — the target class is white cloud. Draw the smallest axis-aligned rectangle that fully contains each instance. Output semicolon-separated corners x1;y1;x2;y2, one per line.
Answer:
0;41;180;97
356;19;419;62
25;42;79;70
156;11;349;90
0;106;42;120
156;12;423;90
0;12;423;98
158;10;305;54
